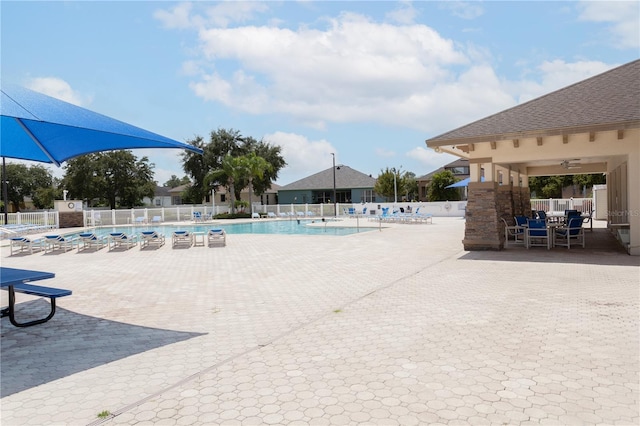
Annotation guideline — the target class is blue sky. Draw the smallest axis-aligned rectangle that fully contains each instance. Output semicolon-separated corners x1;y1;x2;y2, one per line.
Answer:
2;1;639;186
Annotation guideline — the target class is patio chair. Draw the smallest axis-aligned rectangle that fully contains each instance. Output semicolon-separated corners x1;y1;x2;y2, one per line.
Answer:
501;218;524;247
267;212;277;218
193;211;203;222
134;216;146;225
514;215;528;228
207;229;226;247
151;215;162;224
172;230;192;248
10;236;45;256
44;234;78;253
536;210;547;221
525;218;551;249
140;230;166;249
108;232;138;251
554;217;585;249
78;232;107;252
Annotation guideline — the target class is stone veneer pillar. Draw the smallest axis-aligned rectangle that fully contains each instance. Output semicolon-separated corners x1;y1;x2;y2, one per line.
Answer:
58;212;84;228
463;182;531;251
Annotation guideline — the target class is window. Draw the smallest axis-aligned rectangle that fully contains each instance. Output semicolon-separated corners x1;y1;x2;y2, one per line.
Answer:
449;166;469;175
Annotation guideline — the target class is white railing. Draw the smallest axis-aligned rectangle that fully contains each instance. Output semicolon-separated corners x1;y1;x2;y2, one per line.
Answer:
0;211;59;238
530;198;593;214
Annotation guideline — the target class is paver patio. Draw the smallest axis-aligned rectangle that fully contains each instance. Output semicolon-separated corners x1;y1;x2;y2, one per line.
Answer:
1;218;638;425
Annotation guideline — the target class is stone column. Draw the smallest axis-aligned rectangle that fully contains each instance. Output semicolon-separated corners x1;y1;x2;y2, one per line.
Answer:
462;181;502;250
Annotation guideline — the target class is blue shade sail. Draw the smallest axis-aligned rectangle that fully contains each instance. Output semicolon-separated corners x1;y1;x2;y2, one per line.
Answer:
445;176;485;188
1;84;203;166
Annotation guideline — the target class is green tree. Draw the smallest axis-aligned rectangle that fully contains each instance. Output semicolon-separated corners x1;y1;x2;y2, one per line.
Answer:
204;154;248;213
242;152;272;214
164;175;191;188
182;128;286;203
402;171;418;201
1;163;54;211
374;167;405;202
427;170;460;201
62;151;155;209
529;174;606;198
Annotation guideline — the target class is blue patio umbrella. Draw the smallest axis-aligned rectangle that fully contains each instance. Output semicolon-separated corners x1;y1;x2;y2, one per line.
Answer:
1;83;204;223
445;176;485;188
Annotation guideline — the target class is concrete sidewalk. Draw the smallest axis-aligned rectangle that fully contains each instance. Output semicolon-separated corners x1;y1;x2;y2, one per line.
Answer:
1;218;638;425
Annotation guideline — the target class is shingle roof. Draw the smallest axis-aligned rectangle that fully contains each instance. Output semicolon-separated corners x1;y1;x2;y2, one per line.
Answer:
416;159;469;180
280;165;376;190
427;59;640;145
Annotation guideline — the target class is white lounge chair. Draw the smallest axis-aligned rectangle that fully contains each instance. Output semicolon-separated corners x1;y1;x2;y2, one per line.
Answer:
140;230;166;249
44;234;78;253
172;230;192;248
134;216;146;225
207;229;226;247
151;215;162;224
10;236;45;255
108;232;138;251
267;212;277;218
78;232;107;251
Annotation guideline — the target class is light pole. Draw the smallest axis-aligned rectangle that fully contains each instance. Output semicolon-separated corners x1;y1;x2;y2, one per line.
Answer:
2;157;8;225
211;188;215;218
392;167;397;203
331;153;336;217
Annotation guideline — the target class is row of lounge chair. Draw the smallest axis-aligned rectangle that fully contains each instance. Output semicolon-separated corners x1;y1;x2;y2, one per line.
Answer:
9;229;227;255
265;211;316;219
1;223;56;238
373;207;433;224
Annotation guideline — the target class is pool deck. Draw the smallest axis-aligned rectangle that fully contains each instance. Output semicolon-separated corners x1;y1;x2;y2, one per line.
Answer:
1;218;638;425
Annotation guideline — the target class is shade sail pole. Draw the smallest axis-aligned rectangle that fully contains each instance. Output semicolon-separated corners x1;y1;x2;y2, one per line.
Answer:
14;118;61;167
2;157;8;225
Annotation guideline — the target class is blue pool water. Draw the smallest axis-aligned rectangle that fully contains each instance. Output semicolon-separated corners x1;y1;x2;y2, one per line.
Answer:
72;220;373;238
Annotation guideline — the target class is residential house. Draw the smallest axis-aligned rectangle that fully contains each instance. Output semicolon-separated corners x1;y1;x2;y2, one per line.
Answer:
416;159;470;201
278;165;380;204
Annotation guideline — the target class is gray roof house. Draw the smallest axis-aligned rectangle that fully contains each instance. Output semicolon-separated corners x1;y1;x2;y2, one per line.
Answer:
416;159;470;201
278;165;381;204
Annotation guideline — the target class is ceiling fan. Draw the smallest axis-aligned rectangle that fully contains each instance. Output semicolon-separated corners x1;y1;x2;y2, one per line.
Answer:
560;159;581;169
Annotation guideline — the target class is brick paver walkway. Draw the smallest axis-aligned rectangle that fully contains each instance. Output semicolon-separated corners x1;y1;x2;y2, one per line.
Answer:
1;218;638;425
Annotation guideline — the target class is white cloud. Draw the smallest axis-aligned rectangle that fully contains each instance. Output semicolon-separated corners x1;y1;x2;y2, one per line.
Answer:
154;1;268;30
375;148;396;158
577;1;640;49
386;1;419;25
174;10;490;134
406;146;457;173
512;59;616;103
263;131;335;184
439;1;484;20
26;77;88;106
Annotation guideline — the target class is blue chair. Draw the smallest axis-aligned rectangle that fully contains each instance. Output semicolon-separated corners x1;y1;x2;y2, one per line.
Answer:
526;219;550;249
554;217;585;249
514;216;528;228
536;211;547;220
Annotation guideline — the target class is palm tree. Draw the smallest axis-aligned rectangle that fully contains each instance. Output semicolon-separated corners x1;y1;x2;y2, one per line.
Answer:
204;154;247;214
243;153;272;215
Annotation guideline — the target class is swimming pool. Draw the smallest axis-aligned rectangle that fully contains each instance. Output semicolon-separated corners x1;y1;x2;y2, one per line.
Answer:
72;219;375;237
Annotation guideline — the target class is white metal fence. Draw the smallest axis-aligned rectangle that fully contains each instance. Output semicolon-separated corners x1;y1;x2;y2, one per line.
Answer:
0;197;595;238
530;197;593;214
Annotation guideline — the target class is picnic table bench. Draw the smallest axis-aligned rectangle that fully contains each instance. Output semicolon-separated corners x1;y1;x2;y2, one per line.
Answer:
1;267;72;327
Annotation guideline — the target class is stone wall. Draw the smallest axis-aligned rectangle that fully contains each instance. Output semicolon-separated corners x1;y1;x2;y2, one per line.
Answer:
463;183;532;251
463;182;501;250
58;212;83;228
